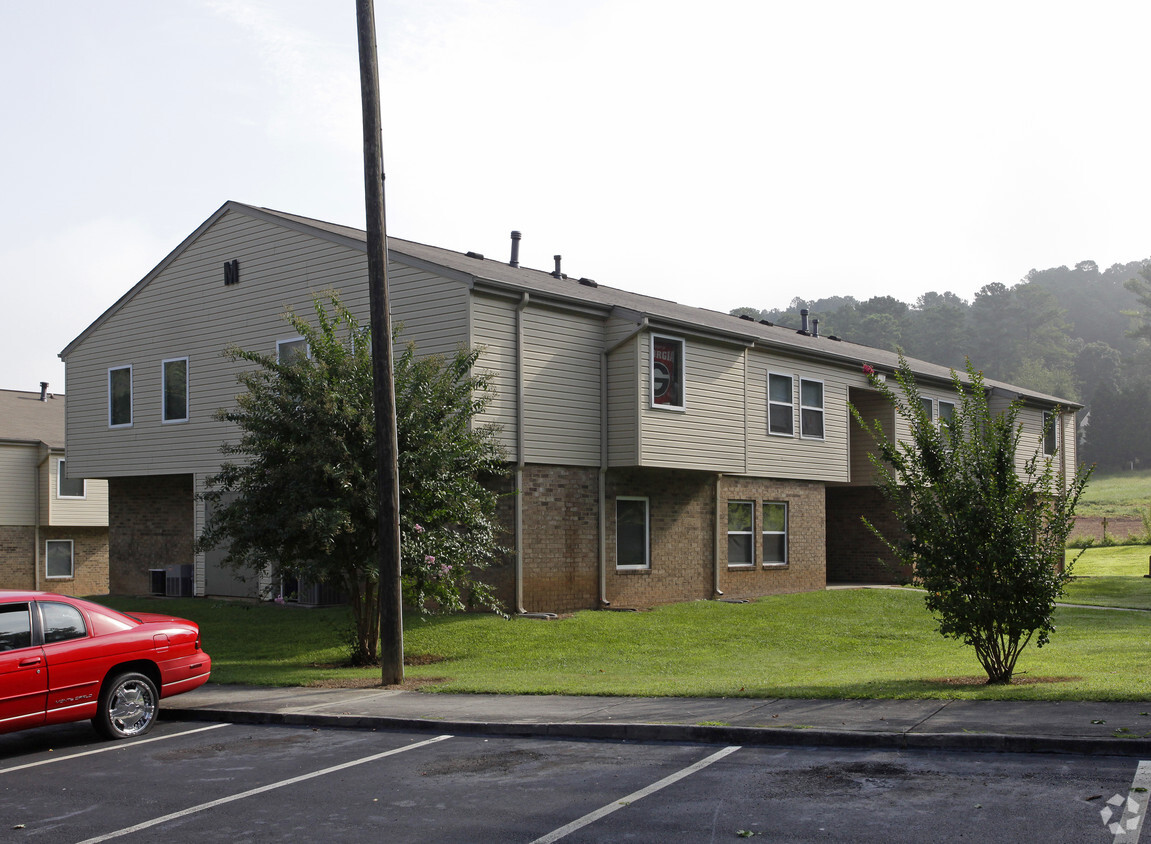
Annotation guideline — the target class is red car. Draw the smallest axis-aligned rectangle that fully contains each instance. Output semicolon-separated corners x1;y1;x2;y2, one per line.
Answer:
0;591;211;739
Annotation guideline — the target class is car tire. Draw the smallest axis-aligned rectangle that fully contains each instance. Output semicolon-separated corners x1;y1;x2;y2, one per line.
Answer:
93;671;158;740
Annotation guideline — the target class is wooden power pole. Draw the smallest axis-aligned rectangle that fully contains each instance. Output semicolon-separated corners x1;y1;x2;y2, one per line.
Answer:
355;0;404;685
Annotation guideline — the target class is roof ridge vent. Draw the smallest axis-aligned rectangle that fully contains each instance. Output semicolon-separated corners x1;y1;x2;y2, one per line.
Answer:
466;251;485;260
578;277;598;287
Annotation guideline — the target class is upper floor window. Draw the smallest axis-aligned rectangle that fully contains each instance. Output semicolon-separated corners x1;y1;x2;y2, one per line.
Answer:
277;337;309;364
799;378;824;439
1043;411;1058;456
108;365;132;428
939;400;956;430
57;460;85;499
768;373;794;436
919;397;934;421
162;357;189;423
727;501;755;566
650;335;685;410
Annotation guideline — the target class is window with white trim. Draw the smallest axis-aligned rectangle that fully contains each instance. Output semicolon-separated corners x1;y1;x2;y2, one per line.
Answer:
616;497;650;569
799;378;824;439
57;460;85;499
162;357;189;423
763;502;788;565
919;397;934;421
108;365;132;428
939;400;956;429
768;373;794;436
650;335;685;410
1043;411;1058;456
727;501;754;566
277;337;309;364
45;540;74;579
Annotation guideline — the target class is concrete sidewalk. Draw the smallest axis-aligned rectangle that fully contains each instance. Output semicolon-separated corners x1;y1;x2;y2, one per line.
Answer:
161;685;1151;757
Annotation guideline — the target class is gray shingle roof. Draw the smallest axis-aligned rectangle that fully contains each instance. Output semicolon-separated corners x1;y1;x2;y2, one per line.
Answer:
0;388;65;448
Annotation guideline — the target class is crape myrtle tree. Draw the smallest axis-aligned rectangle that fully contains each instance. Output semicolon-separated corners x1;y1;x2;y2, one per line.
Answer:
197;294;507;665
852;356;1091;684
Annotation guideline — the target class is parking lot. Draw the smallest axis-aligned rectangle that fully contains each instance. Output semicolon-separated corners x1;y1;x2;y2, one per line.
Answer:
1;721;1146;842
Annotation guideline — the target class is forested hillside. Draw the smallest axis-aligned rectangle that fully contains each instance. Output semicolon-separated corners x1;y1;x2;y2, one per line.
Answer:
733;260;1151;470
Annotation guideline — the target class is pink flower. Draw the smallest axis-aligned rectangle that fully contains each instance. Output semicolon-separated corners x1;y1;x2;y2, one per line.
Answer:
424;555;436;564
413;524;425;534
440;563;453;575
862;364;875;375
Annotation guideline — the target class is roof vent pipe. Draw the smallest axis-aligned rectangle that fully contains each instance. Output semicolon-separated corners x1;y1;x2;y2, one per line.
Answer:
812;318;819;338
552;255;562;278
798;308;810;335
39;382;48;401
509;230;521;267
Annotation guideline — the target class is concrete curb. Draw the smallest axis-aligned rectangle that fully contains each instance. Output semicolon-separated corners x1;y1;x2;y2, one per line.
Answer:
160;707;1151;758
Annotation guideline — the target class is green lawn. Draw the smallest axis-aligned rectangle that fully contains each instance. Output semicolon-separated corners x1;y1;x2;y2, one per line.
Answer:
1075;469;1151;520
1063;544;1151;610
101;589;1151;701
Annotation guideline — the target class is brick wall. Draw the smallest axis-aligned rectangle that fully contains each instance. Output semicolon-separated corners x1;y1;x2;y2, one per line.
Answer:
825;486;912;583
109;475;194;595
606;468;716;608
520;465;599;614
0;525;109;595
717;476;826;599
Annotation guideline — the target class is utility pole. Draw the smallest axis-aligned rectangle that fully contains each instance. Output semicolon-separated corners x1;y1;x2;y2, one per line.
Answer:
355;0;403;685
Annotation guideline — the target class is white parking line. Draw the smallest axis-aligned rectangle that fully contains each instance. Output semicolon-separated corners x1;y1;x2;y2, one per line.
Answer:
1113;760;1151;843
528;745;742;844
0;723;232;775
74;733;454;844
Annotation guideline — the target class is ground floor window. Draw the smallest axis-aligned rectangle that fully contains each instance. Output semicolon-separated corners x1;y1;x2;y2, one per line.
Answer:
45;539;74;579
727;501;755;565
762;502;788;565
616;497;650;569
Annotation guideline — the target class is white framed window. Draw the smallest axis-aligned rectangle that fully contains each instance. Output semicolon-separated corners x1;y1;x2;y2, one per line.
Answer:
762;502;788;565
277;337;309;364
108;365;133;428
939;400;956;430
56;460;85;499
616;497;650;569
919;397;934;421
162;357;189;423
1043;411;1058;456
650;334;685;410
727;501;755;566
45;540;74;579
768;373;794;436
799;378;825;440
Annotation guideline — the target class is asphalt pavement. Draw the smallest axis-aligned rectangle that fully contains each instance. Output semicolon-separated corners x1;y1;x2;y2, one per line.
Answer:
162;684;1151;758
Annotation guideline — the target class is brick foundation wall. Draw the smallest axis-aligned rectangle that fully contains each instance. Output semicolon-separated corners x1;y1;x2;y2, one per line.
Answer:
0;525;109;595
0;526;35;590
520;465;599;614
825;486;912;583
717;477;826;598
606;468;716;608
109;475;195;595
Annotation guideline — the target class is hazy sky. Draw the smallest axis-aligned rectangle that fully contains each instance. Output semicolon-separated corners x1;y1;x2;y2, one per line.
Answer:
3;0;1150;392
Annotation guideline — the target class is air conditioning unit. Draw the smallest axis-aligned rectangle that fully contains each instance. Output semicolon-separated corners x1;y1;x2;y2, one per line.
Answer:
296;579;343;606
165;564;194;597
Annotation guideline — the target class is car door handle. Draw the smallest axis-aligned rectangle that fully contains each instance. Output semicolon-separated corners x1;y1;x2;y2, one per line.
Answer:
19;657;42;667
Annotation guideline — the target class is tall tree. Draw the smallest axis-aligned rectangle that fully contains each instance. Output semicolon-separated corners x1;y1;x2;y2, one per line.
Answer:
854;357;1090;684
198;295;507;665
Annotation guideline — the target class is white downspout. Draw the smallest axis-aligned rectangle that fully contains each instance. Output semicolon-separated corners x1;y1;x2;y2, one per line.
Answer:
714;473;724;597
515;293;530;615
599;317;649;608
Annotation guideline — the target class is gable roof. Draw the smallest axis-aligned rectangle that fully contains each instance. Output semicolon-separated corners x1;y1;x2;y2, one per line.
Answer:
0;388;65;448
61;201;1080;410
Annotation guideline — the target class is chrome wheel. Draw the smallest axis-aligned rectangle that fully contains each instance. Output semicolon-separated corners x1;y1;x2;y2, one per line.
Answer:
94;672;158;739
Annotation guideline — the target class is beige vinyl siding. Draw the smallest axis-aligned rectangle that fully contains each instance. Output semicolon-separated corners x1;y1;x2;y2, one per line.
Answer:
0;444;37;524
388;264;468;357
606;329;639;466
44;454;108;527
522;306;602;465
745;351;852;482
63;207;471;476
470;292;518;458
639;335;745;472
